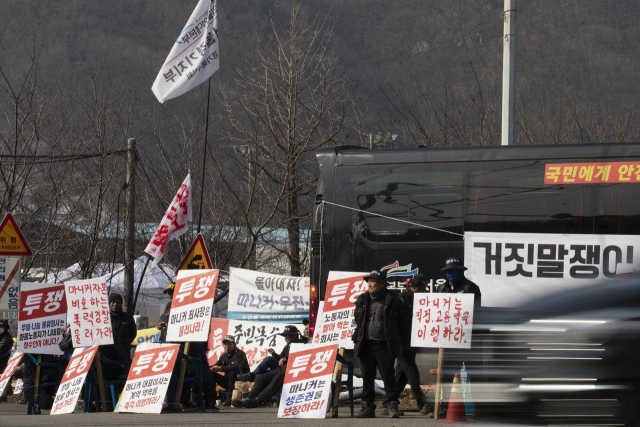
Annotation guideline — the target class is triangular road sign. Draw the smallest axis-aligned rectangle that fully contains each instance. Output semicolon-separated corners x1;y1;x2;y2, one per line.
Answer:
0;213;32;256
176;233;213;272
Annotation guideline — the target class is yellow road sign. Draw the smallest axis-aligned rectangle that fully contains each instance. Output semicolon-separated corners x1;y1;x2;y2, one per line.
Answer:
0;213;32;256
176;233;213;272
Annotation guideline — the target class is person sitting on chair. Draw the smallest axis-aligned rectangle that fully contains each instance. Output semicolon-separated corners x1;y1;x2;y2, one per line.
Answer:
209;335;249;406
232;325;307;408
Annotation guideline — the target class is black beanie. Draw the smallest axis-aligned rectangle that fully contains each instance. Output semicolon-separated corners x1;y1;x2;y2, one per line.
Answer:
108;293;123;304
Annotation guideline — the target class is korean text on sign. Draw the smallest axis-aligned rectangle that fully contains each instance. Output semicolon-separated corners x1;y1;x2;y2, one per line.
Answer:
206;318;287;370
64;279;113;347
18;282;67;355
545;161;640;184
0;352;23;397
51;346;98;415
166;269;218;342
311;272;368;350
411;294;475;349
117;343;179;414
278;343;338;419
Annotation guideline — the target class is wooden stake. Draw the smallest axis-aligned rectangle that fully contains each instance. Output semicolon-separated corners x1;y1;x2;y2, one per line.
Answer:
174;342;191;410
94;349;107;411
434;347;444;420
330;348;345;418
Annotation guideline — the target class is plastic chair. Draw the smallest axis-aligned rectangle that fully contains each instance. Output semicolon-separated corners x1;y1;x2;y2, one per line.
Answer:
24;354;67;415
84;355;127;412
333;353;355;417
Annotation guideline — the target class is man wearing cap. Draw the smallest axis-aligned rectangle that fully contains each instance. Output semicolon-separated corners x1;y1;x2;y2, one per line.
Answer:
352;269;404;418
210;335;250;406
437;257;482;307
100;293;137;379
390;274;431;415
233;325;307;408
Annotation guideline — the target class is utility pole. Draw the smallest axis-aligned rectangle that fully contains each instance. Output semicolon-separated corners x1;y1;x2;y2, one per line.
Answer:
501;0;516;145
124;138;136;313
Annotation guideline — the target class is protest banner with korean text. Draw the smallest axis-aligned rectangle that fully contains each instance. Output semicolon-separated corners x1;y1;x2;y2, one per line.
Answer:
0;352;23;397
132;327;162;346
0;256;20;320
465;231;640;307
278;343;338;419
17;282;66;355
166;269;218;342
50;346;98;415
64;279;113;347
207;318;288;370
116;343;179;413
227;267;309;322
411;293;474;349
311;271;368;349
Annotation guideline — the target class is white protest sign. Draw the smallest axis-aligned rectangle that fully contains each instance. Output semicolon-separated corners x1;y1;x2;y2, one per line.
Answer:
311;271;367;349
17;282;66;355
206;318;288;370
64;279;113;347
411;293;474;349
0;257;20;320
116;343;179;413
0;352;23;397
227;267;309;322
51;346;98;415
166;269;218;342
278;343;337;419
465;231;640;307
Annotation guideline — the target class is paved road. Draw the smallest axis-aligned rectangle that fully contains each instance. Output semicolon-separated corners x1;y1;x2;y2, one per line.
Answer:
0;401;531;427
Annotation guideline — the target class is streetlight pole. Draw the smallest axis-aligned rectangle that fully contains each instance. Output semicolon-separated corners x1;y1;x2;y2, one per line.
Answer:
501;0;516;146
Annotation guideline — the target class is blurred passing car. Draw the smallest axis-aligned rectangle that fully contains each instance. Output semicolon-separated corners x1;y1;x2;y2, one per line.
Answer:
467;277;640;426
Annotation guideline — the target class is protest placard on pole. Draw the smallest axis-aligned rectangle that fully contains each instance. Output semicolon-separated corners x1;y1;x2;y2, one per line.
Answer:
311;271;367;348
278;343;338;419
411;293;475;419
116;343;179;413
227;267;309;322
64;279;114;347
0;352;23;397
206;318;287;369
17;282;66;355
50;346;98;415
166;269;218;342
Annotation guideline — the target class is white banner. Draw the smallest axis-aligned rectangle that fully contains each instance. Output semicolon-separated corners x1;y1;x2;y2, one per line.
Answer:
51;346;97;415
166;269;218;342
152;0;219;103
144;174;192;266
0;257;20;320
64;279;114;347
206;318;288;370
117;343;179;413
278;343;337;419
17;282;66;355
311;271;367;349
0;352;23;397
410;293;475;349
227;267;309;322
465;231;640;307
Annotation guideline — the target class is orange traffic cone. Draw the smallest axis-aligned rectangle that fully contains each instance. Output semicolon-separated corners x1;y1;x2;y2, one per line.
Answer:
442;373;467;423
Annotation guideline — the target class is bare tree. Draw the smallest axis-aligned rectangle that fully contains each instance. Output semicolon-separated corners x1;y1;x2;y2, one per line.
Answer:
217;1;356;276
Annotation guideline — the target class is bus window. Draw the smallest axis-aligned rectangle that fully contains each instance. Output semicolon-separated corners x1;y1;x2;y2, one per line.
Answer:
357;194;410;234
466;160;593;234
594;182;640;235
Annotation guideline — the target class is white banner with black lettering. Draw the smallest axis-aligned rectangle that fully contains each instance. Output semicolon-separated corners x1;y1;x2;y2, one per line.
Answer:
227;267;309;322
464;232;640;307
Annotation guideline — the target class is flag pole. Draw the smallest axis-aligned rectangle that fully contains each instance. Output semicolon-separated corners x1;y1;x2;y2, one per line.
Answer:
197;78;211;234
132;254;152;314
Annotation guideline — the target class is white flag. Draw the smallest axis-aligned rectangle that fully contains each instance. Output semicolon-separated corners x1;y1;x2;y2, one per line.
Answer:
145;174;192;266
152;0;219;103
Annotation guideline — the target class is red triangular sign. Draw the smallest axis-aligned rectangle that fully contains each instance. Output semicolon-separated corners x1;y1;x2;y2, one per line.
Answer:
176;233;213;272
0;213;32;256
